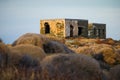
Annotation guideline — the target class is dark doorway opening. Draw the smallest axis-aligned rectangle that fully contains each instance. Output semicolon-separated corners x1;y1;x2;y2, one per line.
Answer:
98;29;101;37
44;22;50;34
94;28;96;35
70;25;74;37
78;27;83;35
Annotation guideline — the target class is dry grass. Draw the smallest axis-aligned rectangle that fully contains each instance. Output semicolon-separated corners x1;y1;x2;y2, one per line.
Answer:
0;43;10;67
1;34;120;80
40;54;102;80
12;33;74;55
75;46;94;55
0;66;42;80
0;38;2;43
45;34;66;44
71;43;118;65
101;48;116;65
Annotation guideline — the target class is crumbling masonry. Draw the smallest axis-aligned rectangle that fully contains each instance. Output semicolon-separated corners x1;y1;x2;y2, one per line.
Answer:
40;18;106;39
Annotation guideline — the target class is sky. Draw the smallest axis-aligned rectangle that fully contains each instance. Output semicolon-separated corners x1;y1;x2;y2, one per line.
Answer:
0;0;120;44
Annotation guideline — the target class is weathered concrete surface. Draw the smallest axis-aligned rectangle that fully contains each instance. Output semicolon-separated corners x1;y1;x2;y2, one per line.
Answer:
40;18;88;38
40;18;106;39
88;23;106;39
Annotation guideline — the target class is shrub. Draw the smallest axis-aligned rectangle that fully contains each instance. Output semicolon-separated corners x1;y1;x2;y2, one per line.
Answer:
96;38;115;45
109;64;120;80
0;43;9;67
9;44;46;68
115;49;120;64
12;33;74;55
40;54;102;80
0;38;2;43
43;41;74;54
98;47;116;65
75;46;94;55
45;34;66;44
12;33;48;48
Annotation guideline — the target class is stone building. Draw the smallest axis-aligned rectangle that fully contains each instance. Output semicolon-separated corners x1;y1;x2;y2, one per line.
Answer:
88;23;106;39
40;18;106;39
40;18;88;38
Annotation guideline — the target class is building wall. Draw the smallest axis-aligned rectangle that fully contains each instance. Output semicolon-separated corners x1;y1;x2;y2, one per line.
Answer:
40;19;106;39
77;20;88;37
40;19;65;37
65;19;78;37
65;19;88;37
88;23;106;39
40;19;88;38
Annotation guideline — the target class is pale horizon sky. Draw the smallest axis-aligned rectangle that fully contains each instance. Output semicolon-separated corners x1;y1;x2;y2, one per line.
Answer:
0;0;120;44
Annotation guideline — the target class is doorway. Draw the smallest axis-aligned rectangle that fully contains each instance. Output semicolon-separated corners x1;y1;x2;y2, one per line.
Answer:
44;22;50;34
70;25;74;37
78;27;83;35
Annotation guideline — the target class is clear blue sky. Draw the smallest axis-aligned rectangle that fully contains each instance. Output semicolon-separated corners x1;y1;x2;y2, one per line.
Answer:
0;0;120;43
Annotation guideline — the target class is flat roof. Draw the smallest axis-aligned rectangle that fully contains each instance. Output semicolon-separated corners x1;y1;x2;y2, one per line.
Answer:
90;23;106;25
40;18;88;21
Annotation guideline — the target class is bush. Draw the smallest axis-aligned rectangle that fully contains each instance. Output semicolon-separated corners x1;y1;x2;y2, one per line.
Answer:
9;44;46;68
40;54;102;80
109;65;120;80
43;41;74;54
98;47;116;65
0;38;2;43
12;33;48;48
75;46;94;55
0;43;9;67
12;33;74;55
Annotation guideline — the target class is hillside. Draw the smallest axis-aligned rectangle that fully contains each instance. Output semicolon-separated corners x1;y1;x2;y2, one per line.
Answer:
0;33;120;80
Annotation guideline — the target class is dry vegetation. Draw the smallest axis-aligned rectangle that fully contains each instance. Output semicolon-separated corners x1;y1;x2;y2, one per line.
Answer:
0;33;120;80
41;54;102;80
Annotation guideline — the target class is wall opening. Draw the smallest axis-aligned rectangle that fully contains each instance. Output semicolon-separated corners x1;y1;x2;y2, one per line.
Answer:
94;28;96;35
70;25;74;37
44;22;50;34
98;29;101;37
102;29;105;35
78;27;83;36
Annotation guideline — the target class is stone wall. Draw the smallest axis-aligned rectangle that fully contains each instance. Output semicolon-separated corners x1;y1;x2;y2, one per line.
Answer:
88;23;106;39
65;19;88;37
40;19;65;37
40;19;106;39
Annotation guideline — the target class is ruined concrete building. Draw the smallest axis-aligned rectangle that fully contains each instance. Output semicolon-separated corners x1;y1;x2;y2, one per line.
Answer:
40;18;106;39
88;23;106;39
